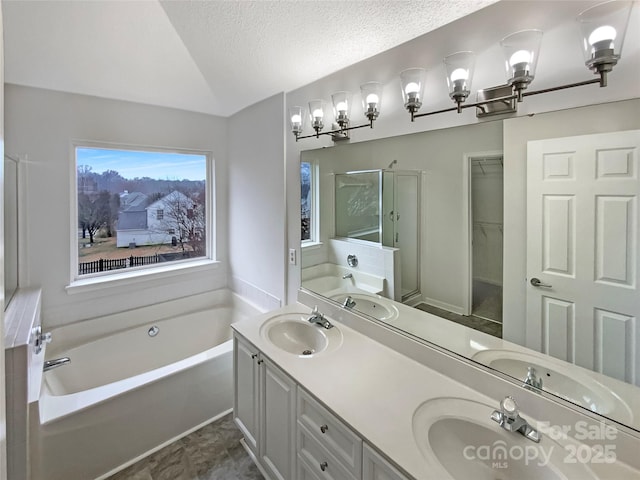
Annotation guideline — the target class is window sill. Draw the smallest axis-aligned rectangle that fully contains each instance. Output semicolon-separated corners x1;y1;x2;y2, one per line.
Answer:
66;259;221;295
301;241;323;250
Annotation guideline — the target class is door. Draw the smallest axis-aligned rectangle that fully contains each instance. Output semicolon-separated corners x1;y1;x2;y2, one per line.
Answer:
526;130;640;385
394;172;420;300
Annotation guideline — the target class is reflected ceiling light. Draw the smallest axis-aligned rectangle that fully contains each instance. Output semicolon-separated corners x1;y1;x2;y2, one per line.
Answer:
444;51;476;112
577;0;632;86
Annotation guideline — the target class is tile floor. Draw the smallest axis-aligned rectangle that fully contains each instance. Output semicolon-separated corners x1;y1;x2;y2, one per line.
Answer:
107;413;264;480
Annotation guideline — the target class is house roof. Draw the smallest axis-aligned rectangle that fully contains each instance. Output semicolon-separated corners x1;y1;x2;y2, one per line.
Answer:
120;192;149;212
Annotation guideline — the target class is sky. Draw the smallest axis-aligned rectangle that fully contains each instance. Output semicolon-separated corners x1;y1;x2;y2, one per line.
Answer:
77;147;207;181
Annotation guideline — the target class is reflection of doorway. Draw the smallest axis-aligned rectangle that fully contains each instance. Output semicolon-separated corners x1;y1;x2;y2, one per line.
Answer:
469;154;504;324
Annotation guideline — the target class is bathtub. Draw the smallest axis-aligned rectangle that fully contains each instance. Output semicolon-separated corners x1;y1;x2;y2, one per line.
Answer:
30;290;265;480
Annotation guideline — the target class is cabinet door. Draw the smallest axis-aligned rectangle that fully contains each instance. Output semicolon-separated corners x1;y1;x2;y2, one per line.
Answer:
260;357;297;480
233;335;259;453
363;443;410;480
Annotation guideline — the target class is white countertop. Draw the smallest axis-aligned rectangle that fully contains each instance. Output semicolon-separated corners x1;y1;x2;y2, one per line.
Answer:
232;303;640;480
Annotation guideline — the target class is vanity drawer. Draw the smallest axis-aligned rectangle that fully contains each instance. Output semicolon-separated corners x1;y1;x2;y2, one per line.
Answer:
298;422;358;480
297;388;362;476
297;453;323;480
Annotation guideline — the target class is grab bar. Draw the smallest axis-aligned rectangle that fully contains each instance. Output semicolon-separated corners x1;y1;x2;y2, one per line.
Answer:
44;357;71;372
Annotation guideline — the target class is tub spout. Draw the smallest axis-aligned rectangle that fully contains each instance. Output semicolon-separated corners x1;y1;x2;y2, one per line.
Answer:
44;357;71;372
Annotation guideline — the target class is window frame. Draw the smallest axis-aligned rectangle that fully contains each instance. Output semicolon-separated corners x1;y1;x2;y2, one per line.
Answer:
301;159;320;247
69;140;216;290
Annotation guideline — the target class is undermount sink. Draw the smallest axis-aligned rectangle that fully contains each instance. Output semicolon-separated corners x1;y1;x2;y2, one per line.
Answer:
259;313;343;357
472;350;633;424
413;397;597;480
330;293;399;322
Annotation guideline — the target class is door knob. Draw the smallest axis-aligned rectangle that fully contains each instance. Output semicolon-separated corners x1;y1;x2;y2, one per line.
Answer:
530;277;552;288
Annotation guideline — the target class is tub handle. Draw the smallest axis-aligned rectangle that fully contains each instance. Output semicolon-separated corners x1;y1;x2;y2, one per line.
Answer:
33;325;52;355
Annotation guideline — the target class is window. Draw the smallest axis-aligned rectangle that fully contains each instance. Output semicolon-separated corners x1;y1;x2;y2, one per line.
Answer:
301;161;318;244
75;146;210;278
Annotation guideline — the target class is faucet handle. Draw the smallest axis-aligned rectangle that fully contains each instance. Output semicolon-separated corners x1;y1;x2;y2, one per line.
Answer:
500;396;519;420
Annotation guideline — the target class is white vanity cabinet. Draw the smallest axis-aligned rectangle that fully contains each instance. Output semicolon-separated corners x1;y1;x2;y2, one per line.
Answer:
233;333;296;480
233;331;410;480
363;443;411;480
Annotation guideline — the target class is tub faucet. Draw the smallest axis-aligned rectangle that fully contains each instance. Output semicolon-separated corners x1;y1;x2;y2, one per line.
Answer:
491;396;540;443
523;366;543;391
308;307;333;329
342;296;356;309
342;273;353;279
44;357;71;372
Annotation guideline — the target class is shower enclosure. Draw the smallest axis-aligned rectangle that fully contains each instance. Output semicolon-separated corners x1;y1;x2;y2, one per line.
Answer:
334;169;421;301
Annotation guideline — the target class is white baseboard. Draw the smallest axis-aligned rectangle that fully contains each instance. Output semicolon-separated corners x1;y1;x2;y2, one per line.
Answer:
420;297;466;316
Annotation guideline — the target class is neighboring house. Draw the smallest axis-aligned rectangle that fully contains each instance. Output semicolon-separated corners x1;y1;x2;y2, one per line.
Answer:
116;190;193;247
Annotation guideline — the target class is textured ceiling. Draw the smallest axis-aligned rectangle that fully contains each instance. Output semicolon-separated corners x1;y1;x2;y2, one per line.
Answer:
3;0;497;117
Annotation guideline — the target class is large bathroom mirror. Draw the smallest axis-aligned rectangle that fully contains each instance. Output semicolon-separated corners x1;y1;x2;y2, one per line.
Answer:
300;99;640;432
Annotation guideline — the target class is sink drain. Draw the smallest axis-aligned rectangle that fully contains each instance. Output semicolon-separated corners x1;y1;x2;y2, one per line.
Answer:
301;349;314;356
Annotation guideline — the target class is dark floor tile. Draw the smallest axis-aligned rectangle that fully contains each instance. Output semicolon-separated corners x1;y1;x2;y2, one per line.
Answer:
106;413;263;480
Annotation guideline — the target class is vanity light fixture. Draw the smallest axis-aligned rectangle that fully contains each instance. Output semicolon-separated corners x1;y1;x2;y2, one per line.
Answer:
292;82;383;141
443;51;476;112
577;0;632;86
500;29;543;101
400;68;427;120
290;1;632;139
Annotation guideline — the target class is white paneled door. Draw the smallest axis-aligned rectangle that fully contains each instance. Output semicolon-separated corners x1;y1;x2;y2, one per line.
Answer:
526;130;640;386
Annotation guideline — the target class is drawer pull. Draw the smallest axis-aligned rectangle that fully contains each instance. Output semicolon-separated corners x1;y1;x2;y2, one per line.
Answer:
257;359;264;365
251;353;258;359
320;424;328;434
320;461;328;472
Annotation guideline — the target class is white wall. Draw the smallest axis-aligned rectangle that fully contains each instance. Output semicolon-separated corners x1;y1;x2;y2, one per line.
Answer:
502;99;640;345
5;85;230;328
228;93;286;311
285;0;640;303
0;3;8;478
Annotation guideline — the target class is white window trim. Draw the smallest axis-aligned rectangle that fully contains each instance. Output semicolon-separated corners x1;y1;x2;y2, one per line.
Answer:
69;140;216;289
301;159;320;245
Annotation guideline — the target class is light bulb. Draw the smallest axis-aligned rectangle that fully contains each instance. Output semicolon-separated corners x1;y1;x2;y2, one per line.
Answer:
335;101;348;112
589;25;616;46
312;109;323;119
291;114;301;124
450;68;469;82
404;82;420;94
365;93;379;105
509;50;532;67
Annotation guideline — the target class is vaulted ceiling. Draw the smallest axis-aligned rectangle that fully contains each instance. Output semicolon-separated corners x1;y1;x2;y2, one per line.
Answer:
3;0;498;117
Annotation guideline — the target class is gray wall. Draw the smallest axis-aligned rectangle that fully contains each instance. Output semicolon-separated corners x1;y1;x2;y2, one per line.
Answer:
5;84;230;328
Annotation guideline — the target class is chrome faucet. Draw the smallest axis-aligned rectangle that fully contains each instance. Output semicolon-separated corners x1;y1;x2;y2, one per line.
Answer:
307;306;333;329
342;296;356;309
523;366;543;391
491;396;540;443
342;273;353;279
44;357;71;372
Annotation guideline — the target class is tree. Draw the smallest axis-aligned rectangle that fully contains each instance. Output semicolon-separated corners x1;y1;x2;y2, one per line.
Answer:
78;190;112;244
